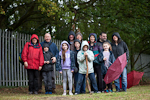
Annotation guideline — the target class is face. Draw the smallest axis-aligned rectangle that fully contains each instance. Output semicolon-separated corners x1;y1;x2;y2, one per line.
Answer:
44;33;51;42
32;38;37;44
100;33;107;42
90;35;95;43
69;35;74;41
62;43;68;51
44;47;49;52
83;45;88;51
113;35;118;42
74;42;80;48
103;44;110;51
76;35;82;41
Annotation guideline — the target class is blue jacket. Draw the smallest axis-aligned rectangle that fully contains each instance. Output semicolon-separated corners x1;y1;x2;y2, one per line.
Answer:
97;50;116;75
40;40;59;59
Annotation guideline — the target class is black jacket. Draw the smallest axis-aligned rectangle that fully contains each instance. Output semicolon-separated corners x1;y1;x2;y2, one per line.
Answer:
41;51;54;71
111;32;129;60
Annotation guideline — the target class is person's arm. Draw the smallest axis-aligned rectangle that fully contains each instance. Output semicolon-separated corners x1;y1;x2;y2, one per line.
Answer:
70;51;75;72
97;52;104;63
87;51;94;62
77;51;85;62
39;46;44;70
21;42;29;63
123;42;129;60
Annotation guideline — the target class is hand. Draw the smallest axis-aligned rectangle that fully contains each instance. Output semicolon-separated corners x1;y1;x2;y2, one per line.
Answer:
39;66;42;71
44;61;47;64
84;52;88;56
24;62;28;67
51;57;56;63
60;71;62;74
103;57;107;61
71;70;74;73
46;61;50;64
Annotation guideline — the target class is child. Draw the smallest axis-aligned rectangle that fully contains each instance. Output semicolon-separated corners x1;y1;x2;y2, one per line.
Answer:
41;43;54;94
97;42;115;93
73;39;85;93
21;34;44;94
75;40;99;94
56;41;75;95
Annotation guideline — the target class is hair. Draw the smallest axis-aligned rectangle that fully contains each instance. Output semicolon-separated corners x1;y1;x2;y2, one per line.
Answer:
62;43;68;64
112;35;122;44
103;42;112;51
100;32;107;36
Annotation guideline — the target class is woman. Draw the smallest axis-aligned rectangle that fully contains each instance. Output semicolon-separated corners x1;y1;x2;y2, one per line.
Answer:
111;32;129;92
22;34;44;94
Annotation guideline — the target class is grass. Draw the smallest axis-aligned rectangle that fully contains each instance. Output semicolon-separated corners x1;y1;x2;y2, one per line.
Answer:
0;84;150;100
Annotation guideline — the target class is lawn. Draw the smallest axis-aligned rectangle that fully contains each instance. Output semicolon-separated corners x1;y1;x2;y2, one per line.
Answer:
0;84;150;100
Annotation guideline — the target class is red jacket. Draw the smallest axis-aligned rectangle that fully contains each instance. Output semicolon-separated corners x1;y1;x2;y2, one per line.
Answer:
21;34;44;70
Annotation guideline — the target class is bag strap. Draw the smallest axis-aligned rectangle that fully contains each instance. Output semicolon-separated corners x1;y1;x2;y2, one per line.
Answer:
49;42;52;47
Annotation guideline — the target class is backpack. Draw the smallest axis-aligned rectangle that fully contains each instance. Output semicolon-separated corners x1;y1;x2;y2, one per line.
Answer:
19;43;30;65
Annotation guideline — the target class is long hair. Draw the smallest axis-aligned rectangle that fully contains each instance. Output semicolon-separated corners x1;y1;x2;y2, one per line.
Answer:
103;42;112;51
62;43;68;64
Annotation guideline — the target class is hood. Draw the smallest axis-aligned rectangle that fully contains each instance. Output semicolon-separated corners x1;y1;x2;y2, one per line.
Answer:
68;31;76;41
76;32;83;39
60;40;70;51
81;40;89;52
30;34;39;43
88;33;97;44
112;32;121;40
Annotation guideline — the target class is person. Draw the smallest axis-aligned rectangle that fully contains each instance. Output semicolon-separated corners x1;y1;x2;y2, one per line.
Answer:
41;43;54;94
56;41;75;95
73;39;85;93
97;42;115;93
68;30;76;51
21;34;44;94
111;32;129;92
88;33;103;92
40;33;59;93
75;40;99;94
76;31;83;43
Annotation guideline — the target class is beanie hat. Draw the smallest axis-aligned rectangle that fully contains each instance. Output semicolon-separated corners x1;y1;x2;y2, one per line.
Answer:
76;32;83;39
43;43;49;49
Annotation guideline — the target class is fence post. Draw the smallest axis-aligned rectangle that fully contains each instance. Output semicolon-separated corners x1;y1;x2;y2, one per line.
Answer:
0;29;1;86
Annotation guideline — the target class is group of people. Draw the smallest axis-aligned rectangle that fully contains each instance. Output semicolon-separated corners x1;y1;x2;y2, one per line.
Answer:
21;31;129;95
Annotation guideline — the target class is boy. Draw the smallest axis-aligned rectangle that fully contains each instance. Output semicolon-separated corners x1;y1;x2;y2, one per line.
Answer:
75;40;99;94
41;43;54;94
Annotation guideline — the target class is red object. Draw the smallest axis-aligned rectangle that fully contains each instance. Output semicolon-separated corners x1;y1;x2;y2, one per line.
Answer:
127;70;144;89
22;34;44;70
104;53;127;84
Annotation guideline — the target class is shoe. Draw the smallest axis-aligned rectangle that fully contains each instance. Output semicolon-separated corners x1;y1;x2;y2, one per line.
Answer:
52;89;56;93
91;91;94;93
45;92;49;94
29;91;33;94
34;91;38;94
108;89;112;93
105;90;109;93
69;92;73;95
62;92;66;96
74;93;78;95
101;91;104;93
49;92;52;94
115;90;120;92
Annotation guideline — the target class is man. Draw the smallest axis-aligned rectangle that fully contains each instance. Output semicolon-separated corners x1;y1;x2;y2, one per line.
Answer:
39;33;59;93
68;30;76;51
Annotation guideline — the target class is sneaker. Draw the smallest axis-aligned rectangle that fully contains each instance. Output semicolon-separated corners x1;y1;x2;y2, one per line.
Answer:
62;92;66;96
34;91;38;94
108;89;112;93
69;92;73;95
49;92;52;94
45;92;49;94
105;90;109;93
91;91;94;93
96;91;101;93
101;91;105;93
74;93;78;95
29;91;33;94
115;90;120;92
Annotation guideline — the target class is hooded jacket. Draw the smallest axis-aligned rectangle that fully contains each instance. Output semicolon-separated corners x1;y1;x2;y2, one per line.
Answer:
88;33;102;64
56;41;75;71
111;32;129;60
77;41;94;74
41;43;54;71
22;34;44;70
68;31;76;51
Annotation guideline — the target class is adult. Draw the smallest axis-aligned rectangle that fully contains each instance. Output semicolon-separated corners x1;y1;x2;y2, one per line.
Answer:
22;34;44;94
111;32;129;92
76;32;83;43
40;33;59;93
97;32;110;47
68;30;76;51
88;33;103;92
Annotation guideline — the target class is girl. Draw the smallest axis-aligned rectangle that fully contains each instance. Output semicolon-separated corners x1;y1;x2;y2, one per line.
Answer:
56;41;75;95
97;42;115;93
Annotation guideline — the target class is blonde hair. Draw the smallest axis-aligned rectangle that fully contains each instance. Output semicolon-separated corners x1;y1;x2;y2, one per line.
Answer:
103;42;112;51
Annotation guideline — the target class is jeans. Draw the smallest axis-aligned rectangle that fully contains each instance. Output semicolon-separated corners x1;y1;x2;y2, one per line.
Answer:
114;67;127;91
75;73;98;94
74;72;86;93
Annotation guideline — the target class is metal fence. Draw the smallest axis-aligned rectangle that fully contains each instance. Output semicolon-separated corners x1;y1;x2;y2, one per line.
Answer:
0;30;63;86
